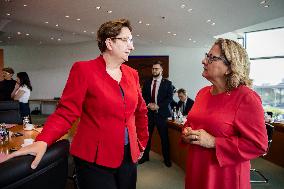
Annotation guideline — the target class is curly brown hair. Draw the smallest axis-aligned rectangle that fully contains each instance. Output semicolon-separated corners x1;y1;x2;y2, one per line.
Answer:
97;19;132;52
214;38;252;91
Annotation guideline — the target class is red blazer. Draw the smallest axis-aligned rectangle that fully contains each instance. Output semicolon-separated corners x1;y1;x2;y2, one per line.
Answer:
36;55;149;168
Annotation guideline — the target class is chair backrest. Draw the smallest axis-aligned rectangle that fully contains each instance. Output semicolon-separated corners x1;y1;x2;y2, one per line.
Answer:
0;101;22;124
0;139;70;189
265;123;274;150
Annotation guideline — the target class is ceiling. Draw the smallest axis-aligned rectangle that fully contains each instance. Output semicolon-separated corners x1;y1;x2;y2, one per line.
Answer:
0;0;284;48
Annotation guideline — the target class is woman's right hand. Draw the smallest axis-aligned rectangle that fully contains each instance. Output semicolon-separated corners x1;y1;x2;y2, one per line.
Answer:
6;141;48;169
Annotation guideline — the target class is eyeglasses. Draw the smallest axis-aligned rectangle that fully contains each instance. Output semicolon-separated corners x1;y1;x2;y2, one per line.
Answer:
111;37;133;45
205;53;229;65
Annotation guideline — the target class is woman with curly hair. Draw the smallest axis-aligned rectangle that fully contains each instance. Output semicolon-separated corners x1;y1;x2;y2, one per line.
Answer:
11;72;32;118
181;38;268;189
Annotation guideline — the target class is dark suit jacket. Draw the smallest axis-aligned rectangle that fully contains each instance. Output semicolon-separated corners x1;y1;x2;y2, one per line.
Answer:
142;78;173;118
177;97;194;116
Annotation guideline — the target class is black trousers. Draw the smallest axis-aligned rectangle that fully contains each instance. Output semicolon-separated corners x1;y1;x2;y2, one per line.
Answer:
74;144;137;189
143;112;170;162
19;102;30;118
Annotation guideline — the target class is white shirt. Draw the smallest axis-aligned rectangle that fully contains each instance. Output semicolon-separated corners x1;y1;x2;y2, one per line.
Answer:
15;85;31;103
151;76;162;104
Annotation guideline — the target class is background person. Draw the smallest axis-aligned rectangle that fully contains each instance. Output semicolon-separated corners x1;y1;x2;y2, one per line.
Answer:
0;67;16;101
176;88;194;116
181;38;268;189
7;18;149;189
11;72;32;118
139;61;173;167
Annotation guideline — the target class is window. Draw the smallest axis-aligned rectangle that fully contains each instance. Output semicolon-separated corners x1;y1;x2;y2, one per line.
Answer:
246;27;284;120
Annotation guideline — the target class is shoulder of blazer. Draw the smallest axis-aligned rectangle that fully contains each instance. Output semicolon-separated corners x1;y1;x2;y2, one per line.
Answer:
161;78;172;86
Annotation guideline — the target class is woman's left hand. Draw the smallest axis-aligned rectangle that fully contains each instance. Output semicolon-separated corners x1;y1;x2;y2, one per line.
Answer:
183;128;216;148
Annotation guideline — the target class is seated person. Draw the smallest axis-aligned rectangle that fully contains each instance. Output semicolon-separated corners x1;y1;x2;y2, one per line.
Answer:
177;88;194;116
0;67;16;101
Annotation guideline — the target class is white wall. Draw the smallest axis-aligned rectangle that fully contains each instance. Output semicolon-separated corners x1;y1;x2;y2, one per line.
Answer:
1;42;210;102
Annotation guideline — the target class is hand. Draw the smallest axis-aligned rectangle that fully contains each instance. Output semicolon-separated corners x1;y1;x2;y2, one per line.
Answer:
138;151;144;160
147;103;159;111
181;127;192;143
15;82;20;90
6;141;48;169
182;128;215;148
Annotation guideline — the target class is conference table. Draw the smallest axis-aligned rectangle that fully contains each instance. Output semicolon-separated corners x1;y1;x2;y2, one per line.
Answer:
0;124;75;155
151;120;284;170
0;125;40;155
151;119;188;171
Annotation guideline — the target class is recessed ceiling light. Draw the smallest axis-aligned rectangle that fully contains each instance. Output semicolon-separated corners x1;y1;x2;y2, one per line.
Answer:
193;40;196;43
138;20;142;24
264;4;270;7
260;0;266;4
91;32;95;34
76;18;81;21
187;8;193;12
206;19;211;23
55;24;59;27
211;22;216;26
96;6;101;10
65;15;70;18
26;33;30;36
17;32;21;35
50;37;54;40
107;10;112;13
136;34;140;37
180;4;186;8
188;38;192;41
6;13;11;16
172;33;177;36
146;23;150;26
8;36;11;39
45;21;49;24
83;30;87;33
167;31;171;34
57;38;61;41
23;4;27;7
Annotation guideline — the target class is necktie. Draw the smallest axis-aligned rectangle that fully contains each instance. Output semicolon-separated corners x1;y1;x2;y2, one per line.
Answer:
182;102;185;114
151;80;157;103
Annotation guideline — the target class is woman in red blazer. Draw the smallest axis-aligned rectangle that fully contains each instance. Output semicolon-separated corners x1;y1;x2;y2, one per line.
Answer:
8;19;149;189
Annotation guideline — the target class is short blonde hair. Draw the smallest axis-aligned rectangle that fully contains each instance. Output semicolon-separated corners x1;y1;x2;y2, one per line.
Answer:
215;38;252;90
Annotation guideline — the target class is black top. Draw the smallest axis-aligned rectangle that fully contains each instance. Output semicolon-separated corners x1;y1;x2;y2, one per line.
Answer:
0;79;16;101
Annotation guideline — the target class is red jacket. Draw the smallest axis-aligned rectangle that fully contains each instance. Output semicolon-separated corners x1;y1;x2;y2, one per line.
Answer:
36;55;149;168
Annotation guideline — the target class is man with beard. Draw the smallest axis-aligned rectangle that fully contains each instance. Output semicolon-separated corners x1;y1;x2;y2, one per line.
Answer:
0;67;16;101
139;61;173;167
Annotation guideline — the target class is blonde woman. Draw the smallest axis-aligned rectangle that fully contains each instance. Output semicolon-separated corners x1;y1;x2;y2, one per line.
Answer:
181;38;268;189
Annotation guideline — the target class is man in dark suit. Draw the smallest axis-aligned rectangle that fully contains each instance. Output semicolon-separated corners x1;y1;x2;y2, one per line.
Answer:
139;61;173;167
177;88;194;116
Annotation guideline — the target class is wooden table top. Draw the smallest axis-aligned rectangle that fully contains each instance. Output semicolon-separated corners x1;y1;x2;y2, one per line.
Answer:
0;125;40;154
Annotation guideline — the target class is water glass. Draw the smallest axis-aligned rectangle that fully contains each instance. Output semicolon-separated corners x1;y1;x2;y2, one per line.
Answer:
0;123;9;145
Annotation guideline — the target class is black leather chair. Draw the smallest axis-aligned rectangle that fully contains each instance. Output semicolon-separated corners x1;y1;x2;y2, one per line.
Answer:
250;123;274;183
0;139;70;189
0;101;22;124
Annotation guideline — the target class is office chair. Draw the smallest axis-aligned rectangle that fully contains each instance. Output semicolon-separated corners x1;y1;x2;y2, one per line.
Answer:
250;123;274;183
0;101;22;124
0;139;70;189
